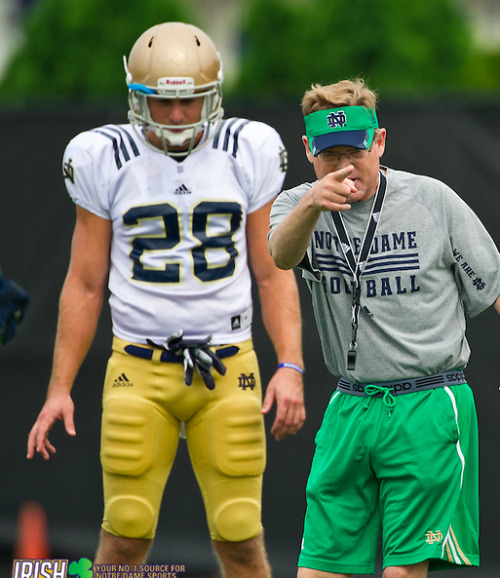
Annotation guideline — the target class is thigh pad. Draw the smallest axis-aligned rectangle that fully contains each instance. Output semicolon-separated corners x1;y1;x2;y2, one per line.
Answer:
212;396;266;477
101;397;156;477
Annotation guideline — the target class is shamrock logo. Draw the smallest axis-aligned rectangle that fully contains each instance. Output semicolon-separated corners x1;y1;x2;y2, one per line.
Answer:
68;558;93;578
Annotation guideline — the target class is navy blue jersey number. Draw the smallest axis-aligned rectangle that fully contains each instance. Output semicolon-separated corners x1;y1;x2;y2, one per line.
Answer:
192;201;241;282
123;201;242;283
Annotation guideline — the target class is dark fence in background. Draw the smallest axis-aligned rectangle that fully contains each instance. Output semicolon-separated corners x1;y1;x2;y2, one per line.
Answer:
0;98;499;578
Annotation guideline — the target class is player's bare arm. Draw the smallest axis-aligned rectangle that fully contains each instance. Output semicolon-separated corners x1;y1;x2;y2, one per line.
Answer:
268;165;355;270
247;200;305;441
27;206;111;460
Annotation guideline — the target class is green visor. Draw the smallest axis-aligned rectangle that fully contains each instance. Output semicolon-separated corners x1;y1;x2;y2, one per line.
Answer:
304;106;378;156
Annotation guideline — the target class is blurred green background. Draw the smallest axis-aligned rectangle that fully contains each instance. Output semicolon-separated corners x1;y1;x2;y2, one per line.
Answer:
0;0;500;105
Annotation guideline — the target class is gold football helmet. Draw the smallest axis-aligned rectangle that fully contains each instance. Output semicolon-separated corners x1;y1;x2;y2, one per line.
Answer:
124;22;224;157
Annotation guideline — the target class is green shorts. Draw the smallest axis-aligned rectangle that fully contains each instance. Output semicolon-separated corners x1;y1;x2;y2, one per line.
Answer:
298;383;479;574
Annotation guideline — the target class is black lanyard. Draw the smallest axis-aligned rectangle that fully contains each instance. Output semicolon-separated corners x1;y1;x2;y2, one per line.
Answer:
330;171;387;371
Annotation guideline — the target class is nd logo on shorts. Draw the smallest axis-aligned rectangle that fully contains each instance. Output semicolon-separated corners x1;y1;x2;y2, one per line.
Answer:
425;530;443;544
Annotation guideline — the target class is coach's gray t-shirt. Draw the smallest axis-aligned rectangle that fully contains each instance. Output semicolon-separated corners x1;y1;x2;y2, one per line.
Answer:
269;167;500;383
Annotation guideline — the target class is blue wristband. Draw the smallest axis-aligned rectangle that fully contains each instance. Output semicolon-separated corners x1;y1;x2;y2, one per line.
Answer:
278;362;304;375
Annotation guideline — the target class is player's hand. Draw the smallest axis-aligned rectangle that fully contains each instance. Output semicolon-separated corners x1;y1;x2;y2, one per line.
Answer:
27;392;76;460
307;165;356;212
261;367;305;441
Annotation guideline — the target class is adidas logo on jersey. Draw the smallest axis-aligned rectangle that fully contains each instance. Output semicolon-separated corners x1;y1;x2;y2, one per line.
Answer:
231;308;252;331
112;373;134;387
173;184;191;195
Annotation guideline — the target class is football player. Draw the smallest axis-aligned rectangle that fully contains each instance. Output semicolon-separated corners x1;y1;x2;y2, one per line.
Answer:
27;22;305;577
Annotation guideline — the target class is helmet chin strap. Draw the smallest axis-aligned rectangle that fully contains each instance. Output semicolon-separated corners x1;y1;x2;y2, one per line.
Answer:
146;121;206;157
155;125;194;147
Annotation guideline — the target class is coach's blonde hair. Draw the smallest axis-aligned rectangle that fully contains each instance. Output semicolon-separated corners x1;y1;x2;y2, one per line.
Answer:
301;79;378;116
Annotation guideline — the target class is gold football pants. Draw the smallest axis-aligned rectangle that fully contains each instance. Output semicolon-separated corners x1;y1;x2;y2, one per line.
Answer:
100;337;266;542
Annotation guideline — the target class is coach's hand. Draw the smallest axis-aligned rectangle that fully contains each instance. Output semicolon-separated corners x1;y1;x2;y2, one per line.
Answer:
27;392;76;460
262;367;305;441
306;165;356;213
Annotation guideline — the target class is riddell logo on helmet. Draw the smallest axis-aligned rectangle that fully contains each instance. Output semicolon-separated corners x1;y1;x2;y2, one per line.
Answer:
158;77;195;88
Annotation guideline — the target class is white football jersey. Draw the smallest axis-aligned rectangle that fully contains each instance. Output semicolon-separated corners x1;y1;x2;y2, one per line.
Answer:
62;119;287;345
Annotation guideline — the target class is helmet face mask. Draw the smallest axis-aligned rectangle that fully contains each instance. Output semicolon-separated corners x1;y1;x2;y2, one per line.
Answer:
124;22;224;157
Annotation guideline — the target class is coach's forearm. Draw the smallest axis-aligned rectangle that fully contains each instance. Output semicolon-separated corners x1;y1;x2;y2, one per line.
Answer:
268;203;322;270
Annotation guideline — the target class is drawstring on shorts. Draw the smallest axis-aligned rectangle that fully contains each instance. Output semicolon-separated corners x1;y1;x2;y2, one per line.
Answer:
364;385;396;416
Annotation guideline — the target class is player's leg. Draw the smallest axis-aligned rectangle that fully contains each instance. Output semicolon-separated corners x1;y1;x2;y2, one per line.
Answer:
186;340;270;577
382;561;429;578
97;345;182;563
213;532;271;578
94;530;152;565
